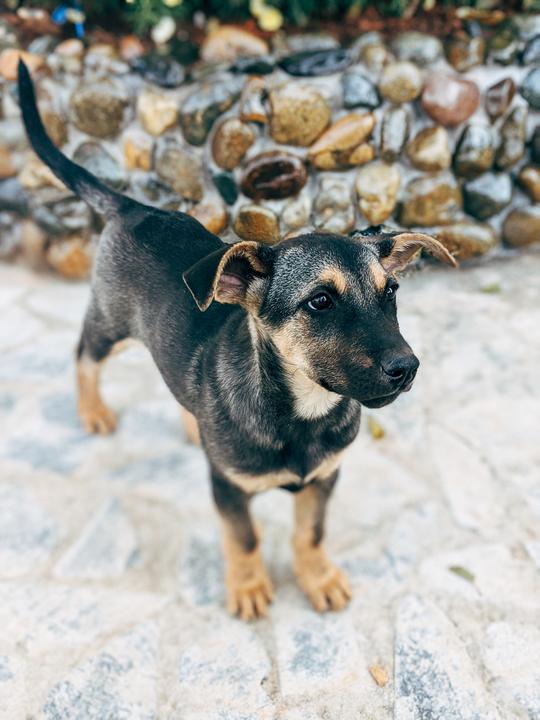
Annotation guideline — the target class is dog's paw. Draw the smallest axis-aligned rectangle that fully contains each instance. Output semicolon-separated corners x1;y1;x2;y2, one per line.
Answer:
79;402;117;435
226;571;273;621
295;548;352;612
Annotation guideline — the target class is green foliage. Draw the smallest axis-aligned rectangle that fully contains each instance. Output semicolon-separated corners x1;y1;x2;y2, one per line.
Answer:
35;0;486;33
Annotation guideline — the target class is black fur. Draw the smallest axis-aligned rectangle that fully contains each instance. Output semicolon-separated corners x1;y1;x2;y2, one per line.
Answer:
18;61;441;604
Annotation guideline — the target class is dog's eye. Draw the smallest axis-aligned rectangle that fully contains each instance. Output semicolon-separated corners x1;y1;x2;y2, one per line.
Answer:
385;281;399;301
307;292;334;312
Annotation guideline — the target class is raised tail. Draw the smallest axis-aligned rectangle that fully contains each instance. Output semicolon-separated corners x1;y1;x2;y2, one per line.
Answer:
17;59;126;218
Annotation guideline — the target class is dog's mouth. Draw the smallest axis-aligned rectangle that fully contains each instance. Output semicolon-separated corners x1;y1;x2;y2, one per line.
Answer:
361;379;415;408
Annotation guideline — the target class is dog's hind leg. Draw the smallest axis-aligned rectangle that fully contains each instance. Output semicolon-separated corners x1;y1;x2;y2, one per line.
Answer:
76;303;126;435
293;472;352;612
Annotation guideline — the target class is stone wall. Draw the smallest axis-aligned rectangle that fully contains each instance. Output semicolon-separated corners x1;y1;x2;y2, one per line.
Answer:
1;17;540;279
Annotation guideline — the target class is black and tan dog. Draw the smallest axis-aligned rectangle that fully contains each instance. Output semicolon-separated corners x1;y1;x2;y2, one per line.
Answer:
18;60;455;620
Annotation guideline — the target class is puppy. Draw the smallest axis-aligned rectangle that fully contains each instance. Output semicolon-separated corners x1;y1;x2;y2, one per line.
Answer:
18;61;456;619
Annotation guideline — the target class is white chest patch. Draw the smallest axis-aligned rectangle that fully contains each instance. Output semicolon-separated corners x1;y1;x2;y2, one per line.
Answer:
289;370;341;420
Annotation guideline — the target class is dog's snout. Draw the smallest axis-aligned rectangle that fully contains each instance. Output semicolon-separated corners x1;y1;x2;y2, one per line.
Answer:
381;353;419;386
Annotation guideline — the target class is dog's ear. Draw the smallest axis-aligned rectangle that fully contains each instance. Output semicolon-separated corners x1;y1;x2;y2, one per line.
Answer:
183;241;273;312
374;232;458;272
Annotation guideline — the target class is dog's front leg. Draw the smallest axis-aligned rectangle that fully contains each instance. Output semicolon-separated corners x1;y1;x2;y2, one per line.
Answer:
293;472;352;612
211;472;273;620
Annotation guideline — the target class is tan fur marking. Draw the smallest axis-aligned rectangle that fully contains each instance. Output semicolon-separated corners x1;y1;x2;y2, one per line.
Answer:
76;357;117;435
221;525;273;620
293;486;352;612
272;321;341;420
225;449;345;493
181;407;200;446
319;267;348;294
370;260;388;292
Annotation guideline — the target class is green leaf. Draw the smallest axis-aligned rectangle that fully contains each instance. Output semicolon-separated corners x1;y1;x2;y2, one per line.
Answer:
449;565;475;583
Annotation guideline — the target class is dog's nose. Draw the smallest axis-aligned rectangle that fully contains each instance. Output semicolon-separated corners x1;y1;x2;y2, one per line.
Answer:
381;353;419;386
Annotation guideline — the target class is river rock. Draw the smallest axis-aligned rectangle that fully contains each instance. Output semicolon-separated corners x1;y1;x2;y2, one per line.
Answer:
361;43;394;73
212;118;256;171
239;77;267;124
240;151;307;200
355;161;400;225
422;73;480;126
399;173;462;226
269;85;331;146
342;68;380;109
137;88;178;136
454;124;494;178
522;35;540;65
212;172;238;206
19;156;65;191
130;52;184;88
314;177;354;234
188;198;228;235
123;130;153;172
308;113;375;170
41;111;68;148
0;178;28;215
32;197;91;236
391;32;443;65
180;78;242;146
503;205;540;247
282;190;312;230
446;32;485;71
231;55;275;74
201;26;268;63
433;222;498;260
495;105;527;169
463;172;512;219
129;175;178;209
380;105;410;162
488;26;519;65
520;67;540;109
20;219;48;269
72;142;126;191
518;166;540;203
532;125;540;164
406;126;451;172
0;211;20;259
46;236;94;279
0;49;44;81
485;77;515;120
119;35;145;63
278;48;351;76
52;38;84;73
0;146;16;179
283;33;340;54
70;82;128;138
155;140;204;201
513;14;540;41
234;204;279;244
379;61;423;103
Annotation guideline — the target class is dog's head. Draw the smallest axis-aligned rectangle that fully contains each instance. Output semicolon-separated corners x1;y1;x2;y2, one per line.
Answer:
183;230;456;411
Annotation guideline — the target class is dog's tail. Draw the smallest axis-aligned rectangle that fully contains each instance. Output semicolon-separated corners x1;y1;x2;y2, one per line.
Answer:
17;59;125;218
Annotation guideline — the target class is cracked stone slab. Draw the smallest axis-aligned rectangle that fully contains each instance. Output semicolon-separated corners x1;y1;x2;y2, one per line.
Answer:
273;600;374;701
43;622;159;720
0;582;167;656
482;622;540;720
0;482;59;578
54;497;139;580
177;616;273;718
395;594;502;720
0;654;25;719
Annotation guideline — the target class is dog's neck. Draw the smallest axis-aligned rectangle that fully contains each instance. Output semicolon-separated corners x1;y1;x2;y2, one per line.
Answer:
247;317;341;421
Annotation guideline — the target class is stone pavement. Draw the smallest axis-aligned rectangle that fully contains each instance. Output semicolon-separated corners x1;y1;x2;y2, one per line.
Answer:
0;251;539;720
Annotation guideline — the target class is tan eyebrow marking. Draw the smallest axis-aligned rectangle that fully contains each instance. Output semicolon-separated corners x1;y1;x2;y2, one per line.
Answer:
369;261;388;292
318;267;348;294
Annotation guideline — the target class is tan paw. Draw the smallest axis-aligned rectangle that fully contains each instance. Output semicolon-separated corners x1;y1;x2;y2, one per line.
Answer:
297;563;352;613
79;402;117;435
226;573;273;621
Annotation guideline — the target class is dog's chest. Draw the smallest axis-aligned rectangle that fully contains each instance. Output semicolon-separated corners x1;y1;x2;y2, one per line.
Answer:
224;446;346;494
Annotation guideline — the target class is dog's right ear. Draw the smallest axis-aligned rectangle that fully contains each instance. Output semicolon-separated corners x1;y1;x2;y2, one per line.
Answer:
183;241;273;312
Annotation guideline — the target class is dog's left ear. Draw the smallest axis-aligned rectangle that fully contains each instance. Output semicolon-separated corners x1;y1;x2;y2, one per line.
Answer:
375;232;458;272
183;241;273;312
